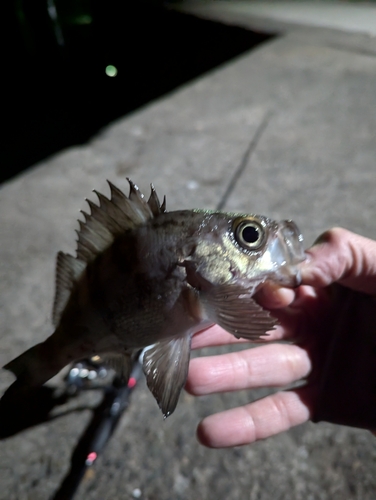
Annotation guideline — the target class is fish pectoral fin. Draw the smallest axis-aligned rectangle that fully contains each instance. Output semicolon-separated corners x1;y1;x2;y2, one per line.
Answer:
100;352;133;381
200;284;277;340
142;335;192;418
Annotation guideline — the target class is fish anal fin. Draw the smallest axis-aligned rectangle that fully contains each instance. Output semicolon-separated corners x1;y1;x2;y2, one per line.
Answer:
200;284;277;340
53;252;85;326
143;335;192;418
100;352;133;381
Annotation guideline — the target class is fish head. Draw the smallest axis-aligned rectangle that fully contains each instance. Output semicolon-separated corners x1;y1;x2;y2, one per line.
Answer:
234;216;306;288
186;211;305;291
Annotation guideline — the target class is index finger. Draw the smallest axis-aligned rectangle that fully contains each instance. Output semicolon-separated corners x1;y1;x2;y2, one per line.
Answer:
191;321;298;351
301;228;376;294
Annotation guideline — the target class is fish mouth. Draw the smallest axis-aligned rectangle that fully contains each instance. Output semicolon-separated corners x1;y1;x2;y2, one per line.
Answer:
267;219;306;288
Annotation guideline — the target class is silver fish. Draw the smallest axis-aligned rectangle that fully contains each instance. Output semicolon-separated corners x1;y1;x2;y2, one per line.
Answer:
3;179;305;417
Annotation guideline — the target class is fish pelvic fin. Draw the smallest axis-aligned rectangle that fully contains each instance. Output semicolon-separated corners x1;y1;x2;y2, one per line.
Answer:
76;179;167;264
200;283;277;340
143;335;192;418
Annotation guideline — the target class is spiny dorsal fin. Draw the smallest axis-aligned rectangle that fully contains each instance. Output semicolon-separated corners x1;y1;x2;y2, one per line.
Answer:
75;178;167;264
148;184;166;217
54;179;166;325
53;251;86;326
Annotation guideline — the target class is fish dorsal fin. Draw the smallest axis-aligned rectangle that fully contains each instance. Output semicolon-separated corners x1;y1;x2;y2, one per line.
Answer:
53;251;86;326
75;178;167;264
54;179;166;325
199;283;277;340
147;184;166;217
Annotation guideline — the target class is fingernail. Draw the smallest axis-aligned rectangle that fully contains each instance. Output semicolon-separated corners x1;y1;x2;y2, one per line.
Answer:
312;230;331;247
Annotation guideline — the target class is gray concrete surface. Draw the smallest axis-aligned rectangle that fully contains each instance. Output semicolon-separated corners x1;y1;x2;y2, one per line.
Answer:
1;5;376;500
178;1;376;37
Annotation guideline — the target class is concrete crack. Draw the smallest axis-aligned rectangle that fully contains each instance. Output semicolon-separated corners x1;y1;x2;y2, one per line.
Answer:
216;111;273;211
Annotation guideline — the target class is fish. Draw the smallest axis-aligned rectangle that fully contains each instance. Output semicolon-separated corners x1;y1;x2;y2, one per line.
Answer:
2;179;305;417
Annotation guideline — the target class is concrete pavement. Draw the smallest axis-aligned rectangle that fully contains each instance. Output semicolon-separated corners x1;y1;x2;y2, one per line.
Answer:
1;2;376;499
177;1;376;37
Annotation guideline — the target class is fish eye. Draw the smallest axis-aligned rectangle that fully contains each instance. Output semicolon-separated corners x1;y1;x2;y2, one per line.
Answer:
233;218;265;251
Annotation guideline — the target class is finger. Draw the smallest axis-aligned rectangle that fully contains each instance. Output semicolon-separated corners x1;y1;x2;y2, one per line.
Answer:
191;285;318;352
255;282;296;309
191;320;299;351
197;387;314;448
268;285;326;333
301;228;376;294
186;344;311;395
191;325;249;350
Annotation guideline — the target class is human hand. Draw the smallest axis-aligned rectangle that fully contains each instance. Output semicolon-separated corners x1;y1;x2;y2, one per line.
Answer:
187;228;376;447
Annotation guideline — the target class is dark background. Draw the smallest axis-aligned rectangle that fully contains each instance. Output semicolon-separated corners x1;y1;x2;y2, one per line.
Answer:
2;0;272;183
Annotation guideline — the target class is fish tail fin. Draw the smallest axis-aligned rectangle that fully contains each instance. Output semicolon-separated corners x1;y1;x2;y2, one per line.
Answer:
3;335;67;388
4;343;44;383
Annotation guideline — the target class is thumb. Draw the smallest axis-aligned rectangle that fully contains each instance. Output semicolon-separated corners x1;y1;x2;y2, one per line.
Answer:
300;227;376;294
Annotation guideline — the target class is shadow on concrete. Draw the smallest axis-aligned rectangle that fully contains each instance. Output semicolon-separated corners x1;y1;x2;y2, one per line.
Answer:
0;385;69;439
0;356;143;499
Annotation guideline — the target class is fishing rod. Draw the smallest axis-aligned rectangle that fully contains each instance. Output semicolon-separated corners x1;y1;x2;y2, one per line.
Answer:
51;352;143;500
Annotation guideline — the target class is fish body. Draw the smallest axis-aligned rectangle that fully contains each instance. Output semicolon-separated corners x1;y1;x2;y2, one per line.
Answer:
3;180;305;417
